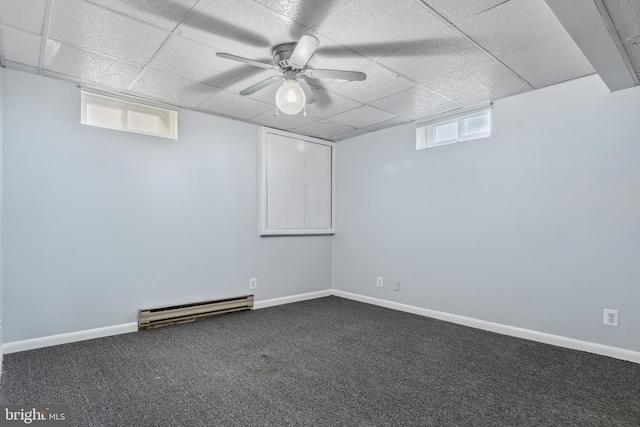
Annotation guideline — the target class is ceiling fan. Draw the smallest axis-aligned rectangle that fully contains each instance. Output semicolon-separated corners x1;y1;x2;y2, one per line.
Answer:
216;35;367;115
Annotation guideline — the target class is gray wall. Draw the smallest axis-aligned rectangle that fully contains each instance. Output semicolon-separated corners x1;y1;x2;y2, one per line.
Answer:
333;75;640;352
2;69;331;343
0;67;3;354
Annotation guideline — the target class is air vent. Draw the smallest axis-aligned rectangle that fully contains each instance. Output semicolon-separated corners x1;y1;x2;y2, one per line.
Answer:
138;295;254;330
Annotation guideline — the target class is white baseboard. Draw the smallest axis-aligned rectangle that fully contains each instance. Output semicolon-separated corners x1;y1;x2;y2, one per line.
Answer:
332;290;640;364
1;290;333;355
2;323;138;355
253;289;332;310
3;290;638;365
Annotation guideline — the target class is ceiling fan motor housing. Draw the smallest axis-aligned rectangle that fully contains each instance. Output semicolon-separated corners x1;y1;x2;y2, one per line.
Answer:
272;43;298;69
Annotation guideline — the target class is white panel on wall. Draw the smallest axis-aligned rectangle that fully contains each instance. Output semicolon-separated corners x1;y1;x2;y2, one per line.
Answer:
260;127;335;236
266;133;306;229
304;142;332;229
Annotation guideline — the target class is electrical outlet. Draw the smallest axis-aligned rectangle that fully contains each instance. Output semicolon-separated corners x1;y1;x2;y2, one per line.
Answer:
376;277;383;288
394;280;400;291
603;309;618;327
249;278;257;290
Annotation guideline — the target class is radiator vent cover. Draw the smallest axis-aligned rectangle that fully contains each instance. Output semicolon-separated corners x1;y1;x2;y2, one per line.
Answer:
138;295;254;330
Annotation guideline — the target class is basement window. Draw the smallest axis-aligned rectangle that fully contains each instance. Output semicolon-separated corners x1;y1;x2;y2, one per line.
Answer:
416;108;491;150
81;89;178;139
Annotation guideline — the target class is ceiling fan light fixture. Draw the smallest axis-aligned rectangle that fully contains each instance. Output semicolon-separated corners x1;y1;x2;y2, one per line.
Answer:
275;80;306;115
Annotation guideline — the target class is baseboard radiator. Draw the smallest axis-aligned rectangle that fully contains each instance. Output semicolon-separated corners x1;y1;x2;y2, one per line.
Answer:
138;295;254;330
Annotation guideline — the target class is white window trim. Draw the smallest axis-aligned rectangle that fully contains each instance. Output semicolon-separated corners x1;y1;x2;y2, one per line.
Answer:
416;103;492;150
80;87;178;140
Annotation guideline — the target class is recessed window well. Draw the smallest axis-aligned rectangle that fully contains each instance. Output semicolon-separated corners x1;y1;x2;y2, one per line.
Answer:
81;89;178;140
416;107;491;150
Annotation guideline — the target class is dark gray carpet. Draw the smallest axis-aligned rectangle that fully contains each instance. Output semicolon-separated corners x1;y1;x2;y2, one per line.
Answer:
1;296;639;426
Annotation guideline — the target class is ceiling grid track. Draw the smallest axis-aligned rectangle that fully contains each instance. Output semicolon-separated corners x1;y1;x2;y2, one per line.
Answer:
37;0;55;74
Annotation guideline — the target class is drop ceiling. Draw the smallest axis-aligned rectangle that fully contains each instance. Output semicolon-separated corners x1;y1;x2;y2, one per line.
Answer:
0;0;633;141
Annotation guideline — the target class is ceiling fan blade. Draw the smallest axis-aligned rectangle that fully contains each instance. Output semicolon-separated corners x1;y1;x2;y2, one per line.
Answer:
239;76;283;96
298;79;316;104
216;53;277;70
303;69;366;81
290;34;320;68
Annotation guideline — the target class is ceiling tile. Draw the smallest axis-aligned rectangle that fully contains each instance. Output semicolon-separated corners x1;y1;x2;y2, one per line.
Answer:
305;89;362;118
378;28;490;84
294;121;355;139
403;103;461;121
501;35;595;89
325;63;414;103
332;128;370;140
44;40;142;89
602;0;640;43
0;25;42;67
177;0;307;60
329;105;396;128
456;0;566;56
601;0;640;80
423;59;531;101
370;86;455;117
129;68;219;107
85;0;198;32
457;85;531;108
199;90;274;120
305;30;373;79
421;0;507;24
254;0;354;28
252;110;319;130
49;0;169;65
313;0;449;60
149;36;254;88
364;117;412;132
0;0;46;34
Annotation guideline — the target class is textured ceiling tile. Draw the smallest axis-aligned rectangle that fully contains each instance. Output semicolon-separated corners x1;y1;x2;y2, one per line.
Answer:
456;84;531;107
378;28;490;84
313;0;449;60
457;0;566;56
601;0;640;79
177;0;307;60
0;0;46;34
294;121;355;139
325;63;414;103
363;117;412;132
370;86;455;117
501;35;595;89
332;128;370;140
252;110;319;130
421;0;507;24
403;103;462;121
306;89;362;118
49;0;169;65
254;0;354;28
305;30;373;78
86;0;198;31
199;90;273;120
44;40;142;89
329;105;396;128
423;59;531;101
0;25;42;67
602;0;640;43
149;36;255;88
130;68;219;107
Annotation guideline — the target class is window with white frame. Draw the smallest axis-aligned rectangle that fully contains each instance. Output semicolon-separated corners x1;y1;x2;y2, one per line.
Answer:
81;89;178;140
416;108;491;150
